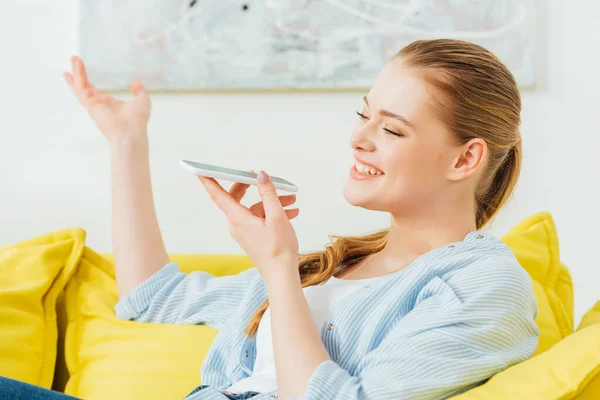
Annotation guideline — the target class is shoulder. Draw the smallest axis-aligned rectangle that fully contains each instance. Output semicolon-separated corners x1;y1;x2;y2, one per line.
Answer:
440;232;536;309
445;231;528;280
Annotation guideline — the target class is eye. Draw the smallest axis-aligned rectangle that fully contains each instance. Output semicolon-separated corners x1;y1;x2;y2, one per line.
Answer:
356;111;404;137
383;127;404;138
356;111;369;120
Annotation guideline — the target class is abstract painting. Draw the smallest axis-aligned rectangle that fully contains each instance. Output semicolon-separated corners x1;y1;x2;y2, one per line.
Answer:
79;0;535;91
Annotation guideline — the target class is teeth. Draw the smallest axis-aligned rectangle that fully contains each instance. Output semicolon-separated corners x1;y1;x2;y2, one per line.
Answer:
355;162;383;176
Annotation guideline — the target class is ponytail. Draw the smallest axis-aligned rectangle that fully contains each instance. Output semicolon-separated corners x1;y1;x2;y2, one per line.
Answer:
476;141;522;228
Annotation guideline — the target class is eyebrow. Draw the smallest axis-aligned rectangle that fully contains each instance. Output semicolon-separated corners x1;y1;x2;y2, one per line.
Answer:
363;96;414;128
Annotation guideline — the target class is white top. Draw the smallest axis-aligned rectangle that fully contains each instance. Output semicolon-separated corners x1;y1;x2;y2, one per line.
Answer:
225;275;378;394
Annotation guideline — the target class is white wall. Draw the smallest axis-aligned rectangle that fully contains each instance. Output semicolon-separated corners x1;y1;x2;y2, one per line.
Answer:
1;1;598;324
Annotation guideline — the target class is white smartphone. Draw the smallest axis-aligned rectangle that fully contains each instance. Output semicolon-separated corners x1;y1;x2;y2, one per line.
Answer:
180;159;298;193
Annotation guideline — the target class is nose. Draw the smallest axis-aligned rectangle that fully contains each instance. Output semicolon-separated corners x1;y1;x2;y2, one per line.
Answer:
349;122;376;152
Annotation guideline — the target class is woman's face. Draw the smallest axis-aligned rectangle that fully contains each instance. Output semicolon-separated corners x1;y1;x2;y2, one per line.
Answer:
343;62;464;215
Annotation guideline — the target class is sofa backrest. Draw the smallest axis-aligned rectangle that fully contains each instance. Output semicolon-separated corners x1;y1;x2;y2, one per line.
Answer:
500;212;573;355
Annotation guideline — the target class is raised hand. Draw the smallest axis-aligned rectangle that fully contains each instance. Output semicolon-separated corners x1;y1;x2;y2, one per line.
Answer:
63;56;151;143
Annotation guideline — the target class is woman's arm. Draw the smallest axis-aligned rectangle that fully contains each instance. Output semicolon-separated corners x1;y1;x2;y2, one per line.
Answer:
266;267;331;400
273;258;539;400
63;56;169;298
109;137;170;298
114;264;261;331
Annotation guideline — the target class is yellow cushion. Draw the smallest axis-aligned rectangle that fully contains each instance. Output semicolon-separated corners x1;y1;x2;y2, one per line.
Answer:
450;213;600;399
500;211;573;355
450;324;600;399
59;249;253;400
576;370;600;400
0;228;82;388
578;301;600;331
102;253;254;276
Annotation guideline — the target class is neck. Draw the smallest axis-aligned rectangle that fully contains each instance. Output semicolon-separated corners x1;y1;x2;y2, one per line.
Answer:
377;202;477;271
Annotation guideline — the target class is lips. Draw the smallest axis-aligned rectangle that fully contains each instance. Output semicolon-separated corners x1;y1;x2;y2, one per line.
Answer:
349;163;385;181
353;154;384;176
354;161;383;176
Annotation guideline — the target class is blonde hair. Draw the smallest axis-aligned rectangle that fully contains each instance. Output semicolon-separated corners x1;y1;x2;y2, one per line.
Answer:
244;39;522;338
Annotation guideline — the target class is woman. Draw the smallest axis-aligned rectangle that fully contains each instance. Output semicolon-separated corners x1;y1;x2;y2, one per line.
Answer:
0;39;539;400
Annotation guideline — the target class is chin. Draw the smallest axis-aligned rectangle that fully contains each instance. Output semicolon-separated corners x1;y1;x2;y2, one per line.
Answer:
343;181;378;210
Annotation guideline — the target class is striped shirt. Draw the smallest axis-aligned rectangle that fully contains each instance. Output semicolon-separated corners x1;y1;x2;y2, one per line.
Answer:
115;231;539;400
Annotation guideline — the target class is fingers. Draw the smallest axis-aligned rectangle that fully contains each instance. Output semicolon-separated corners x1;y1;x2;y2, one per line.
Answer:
249;194;297;218
63;72;74;88
250;205;300;220
64;69;85;104
278;194;297;208
229;182;251;202
198;176;252;220
256;171;286;221
131;78;148;98
285;208;300;220
228;169;254;202
72;56;82;87
65;56;98;106
72;56;89;88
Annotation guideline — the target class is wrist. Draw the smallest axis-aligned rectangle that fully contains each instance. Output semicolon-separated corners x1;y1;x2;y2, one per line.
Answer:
109;133;149;155
264;259;301;289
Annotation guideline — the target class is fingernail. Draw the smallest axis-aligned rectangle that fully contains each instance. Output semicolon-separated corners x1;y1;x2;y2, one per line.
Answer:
258;170;268;184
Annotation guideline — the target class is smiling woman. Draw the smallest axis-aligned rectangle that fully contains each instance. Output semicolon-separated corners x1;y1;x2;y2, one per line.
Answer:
236;38;533;400
1;38;537;400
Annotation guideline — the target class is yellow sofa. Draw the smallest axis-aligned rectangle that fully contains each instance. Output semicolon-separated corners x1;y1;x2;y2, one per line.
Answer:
0;212;599;399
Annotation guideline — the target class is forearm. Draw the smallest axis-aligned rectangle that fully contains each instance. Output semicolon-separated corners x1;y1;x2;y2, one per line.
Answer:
266;268;331;399
109;135;170;298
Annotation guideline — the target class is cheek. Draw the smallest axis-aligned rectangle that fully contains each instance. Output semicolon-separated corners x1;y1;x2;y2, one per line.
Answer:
387;141;444;180
382;145;450;202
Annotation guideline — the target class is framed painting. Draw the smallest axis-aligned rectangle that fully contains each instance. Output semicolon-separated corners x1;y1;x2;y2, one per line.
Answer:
79;0;535;91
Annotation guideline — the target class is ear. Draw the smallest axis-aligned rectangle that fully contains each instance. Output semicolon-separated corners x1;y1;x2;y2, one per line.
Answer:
448;138;487;181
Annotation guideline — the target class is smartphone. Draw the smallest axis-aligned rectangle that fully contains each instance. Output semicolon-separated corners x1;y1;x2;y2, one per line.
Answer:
180;160;298;193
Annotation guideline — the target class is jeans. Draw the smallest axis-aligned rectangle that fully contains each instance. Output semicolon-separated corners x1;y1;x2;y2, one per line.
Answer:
186;385;261;399
0;376;260;400
0;376;80;400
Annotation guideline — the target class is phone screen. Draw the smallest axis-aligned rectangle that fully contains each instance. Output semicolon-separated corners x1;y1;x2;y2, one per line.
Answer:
183;160;295;185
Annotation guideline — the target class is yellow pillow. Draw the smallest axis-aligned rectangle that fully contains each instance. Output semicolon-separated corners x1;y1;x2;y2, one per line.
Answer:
450;324;600;399
450;213;600;400
59;249;253;400
578;301;600;331
500;211;573;355
576;303;600;400
0;228;82;388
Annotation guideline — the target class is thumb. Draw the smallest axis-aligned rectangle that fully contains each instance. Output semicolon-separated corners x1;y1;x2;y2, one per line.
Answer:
257;170;285;220
130;78;151;111
130;78;148;98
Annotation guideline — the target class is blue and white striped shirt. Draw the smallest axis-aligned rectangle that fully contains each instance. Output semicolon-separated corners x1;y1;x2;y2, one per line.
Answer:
115;231;539;400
